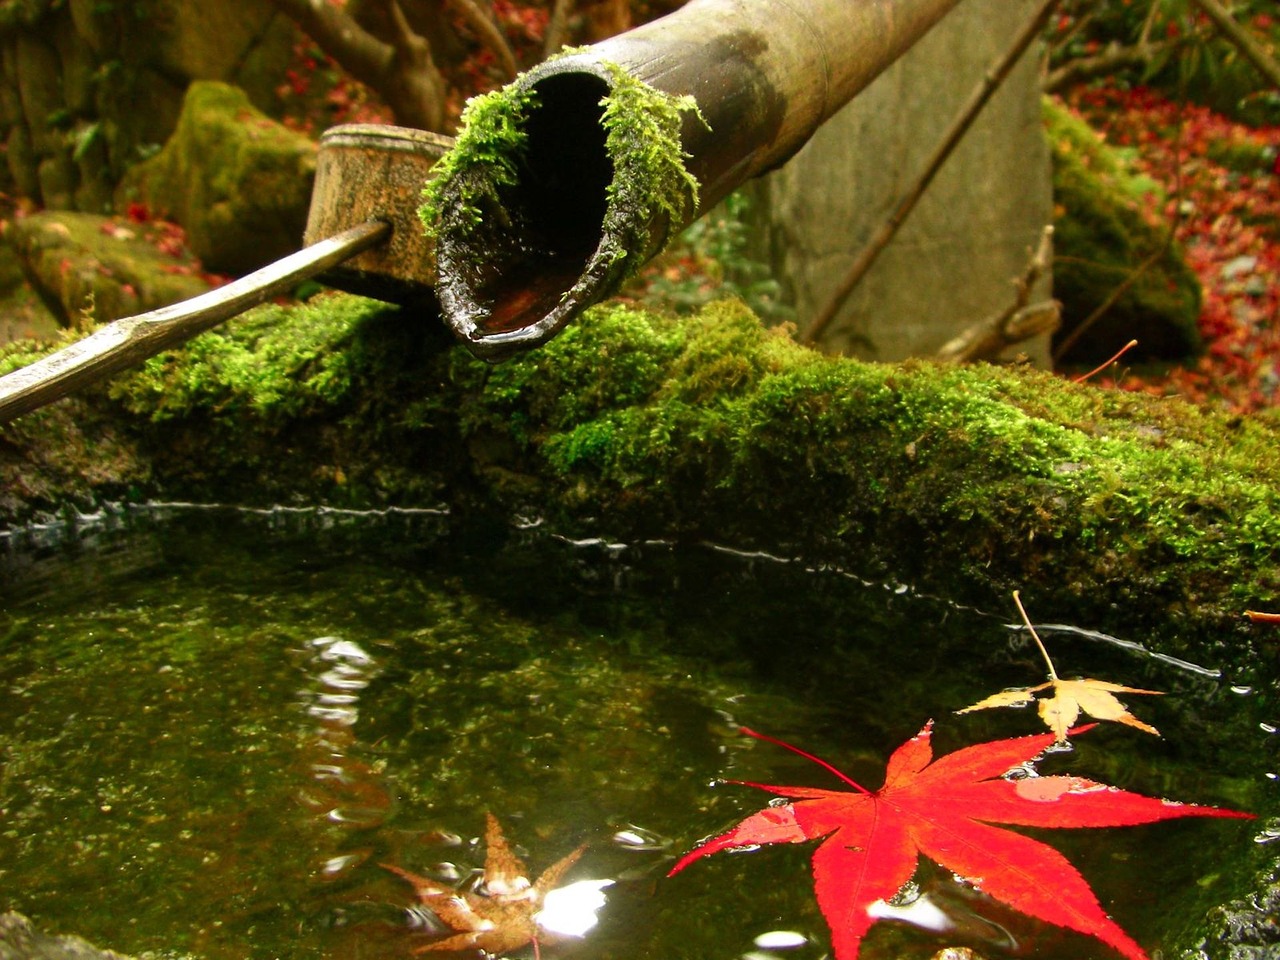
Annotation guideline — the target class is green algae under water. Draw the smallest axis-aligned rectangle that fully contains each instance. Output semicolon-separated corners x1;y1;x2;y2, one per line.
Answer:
0;506;1273;960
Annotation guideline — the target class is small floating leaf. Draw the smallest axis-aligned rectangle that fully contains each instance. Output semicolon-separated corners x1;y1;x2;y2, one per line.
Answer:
957;592;1163;742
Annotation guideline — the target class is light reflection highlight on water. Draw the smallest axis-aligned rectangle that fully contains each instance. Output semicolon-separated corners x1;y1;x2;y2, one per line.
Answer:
534;879;614;938
297;634;391;866
753;929;808;949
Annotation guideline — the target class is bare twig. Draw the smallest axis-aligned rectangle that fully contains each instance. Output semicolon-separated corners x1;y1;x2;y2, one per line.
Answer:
936;302;1062;363
1138;0;1161;47
1043;35;1196;92
1045;6;1094;61
804;0;1063;345
936;225;1060;362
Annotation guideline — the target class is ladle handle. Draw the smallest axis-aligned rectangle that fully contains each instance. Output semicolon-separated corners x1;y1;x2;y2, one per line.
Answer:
0;220;391;424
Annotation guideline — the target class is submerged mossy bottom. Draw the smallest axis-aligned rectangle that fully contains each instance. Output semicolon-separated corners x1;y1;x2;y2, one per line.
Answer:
0;508;1271;960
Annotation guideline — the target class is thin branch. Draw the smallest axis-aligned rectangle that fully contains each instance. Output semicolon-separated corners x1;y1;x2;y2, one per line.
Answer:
1188;0;1280;90
1050;245;1166;362
448;0;519;79
804;0;1063;345
1137;0;1161;47
1043;35;1194;93
1045;6;1095;61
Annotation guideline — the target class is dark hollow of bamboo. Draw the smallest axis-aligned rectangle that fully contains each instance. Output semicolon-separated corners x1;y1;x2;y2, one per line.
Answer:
434;0;964;359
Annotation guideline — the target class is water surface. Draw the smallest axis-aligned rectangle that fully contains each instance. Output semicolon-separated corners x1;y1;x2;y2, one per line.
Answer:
0;506;1271;960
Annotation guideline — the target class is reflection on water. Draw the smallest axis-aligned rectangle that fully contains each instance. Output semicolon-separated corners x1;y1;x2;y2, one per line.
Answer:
0;507;1272;960
298;635;387;888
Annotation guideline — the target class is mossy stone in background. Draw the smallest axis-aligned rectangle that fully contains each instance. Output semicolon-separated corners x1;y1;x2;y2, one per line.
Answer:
4;210;211;324
1045;97;1203;365
0;227;59;346
1;0;302;209
0;912;137;960
116;81;316;275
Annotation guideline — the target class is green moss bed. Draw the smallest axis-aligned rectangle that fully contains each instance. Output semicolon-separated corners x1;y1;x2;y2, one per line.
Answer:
3;293;1279;676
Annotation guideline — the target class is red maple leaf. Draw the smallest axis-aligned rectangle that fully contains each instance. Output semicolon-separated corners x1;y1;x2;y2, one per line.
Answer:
669;724;1252;960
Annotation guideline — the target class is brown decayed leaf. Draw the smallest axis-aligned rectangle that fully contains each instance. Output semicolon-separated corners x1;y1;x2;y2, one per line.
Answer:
383;812;585;956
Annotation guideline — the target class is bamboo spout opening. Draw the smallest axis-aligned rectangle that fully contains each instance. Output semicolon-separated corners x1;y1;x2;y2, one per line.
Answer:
520;74;613;265
434;71;619;360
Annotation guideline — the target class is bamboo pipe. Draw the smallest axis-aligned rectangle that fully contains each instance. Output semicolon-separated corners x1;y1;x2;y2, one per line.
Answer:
431;0;965;359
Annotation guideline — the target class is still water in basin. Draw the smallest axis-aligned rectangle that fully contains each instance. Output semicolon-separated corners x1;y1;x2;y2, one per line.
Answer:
0;506;1272;960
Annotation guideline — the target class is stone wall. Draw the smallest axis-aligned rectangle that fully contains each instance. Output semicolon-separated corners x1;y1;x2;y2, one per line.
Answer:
0;0;299;213
749;0;1054;363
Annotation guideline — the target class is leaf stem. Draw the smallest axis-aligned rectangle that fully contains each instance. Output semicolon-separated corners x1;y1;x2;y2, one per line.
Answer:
1013;590;1058;682
739;727;871;795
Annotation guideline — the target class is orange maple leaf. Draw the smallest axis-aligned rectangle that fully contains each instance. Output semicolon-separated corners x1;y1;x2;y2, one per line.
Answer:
957;592;1162;742
383;812;585;956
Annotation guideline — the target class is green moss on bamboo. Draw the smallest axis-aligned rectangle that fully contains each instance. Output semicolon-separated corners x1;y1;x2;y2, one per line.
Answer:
419;60;704;273
418;82;539;237
595;62;705;269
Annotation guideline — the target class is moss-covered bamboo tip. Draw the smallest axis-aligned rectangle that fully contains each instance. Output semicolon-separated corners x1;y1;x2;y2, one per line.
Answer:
419;58;705;360
597;62;706;264
418;83;539;237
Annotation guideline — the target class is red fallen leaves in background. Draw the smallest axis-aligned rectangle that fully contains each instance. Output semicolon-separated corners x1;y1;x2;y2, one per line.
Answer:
669;724;1252;960
1067;85;1280;413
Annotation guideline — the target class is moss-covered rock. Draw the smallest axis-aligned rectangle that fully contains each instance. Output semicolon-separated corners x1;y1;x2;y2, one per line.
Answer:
4;294;1277;681
2;1;302;210
0;912;135;960
115;81;315;275
0;227;60;345
444;299;1280;668
0;388;146;523
1046;97;1204;364
3;210;212;324
1194;858;1280;958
